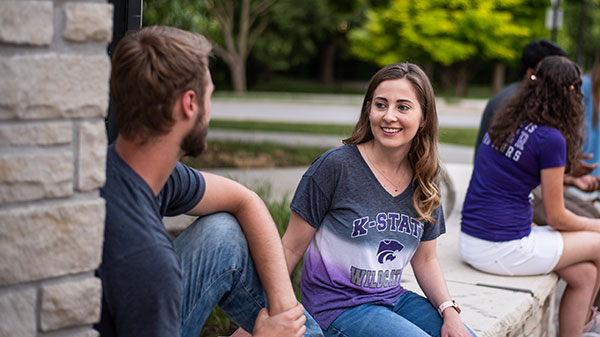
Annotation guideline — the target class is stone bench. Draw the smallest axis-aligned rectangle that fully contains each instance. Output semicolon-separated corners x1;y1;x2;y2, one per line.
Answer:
165;163;560;337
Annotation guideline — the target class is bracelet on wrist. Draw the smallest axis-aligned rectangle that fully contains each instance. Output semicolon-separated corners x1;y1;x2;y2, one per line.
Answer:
437;300;461;317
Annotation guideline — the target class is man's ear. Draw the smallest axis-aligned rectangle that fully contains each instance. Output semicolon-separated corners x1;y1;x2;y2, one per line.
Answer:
179;90;197;120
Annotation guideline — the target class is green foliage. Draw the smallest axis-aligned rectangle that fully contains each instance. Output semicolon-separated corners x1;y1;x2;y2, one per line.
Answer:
252;0;369;71
558;0;600;70
349;0;546;66
142;0;212;33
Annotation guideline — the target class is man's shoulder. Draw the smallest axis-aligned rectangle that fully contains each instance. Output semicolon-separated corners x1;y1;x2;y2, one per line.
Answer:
101;148;172;261
102;146;155;207
487;82;520;107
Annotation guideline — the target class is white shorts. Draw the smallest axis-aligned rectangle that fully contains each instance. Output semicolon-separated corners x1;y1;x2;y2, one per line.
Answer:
459;226;564;276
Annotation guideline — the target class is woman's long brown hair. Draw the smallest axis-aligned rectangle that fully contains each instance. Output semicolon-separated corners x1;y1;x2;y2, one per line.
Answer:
344;63;441;223
489;56;584;173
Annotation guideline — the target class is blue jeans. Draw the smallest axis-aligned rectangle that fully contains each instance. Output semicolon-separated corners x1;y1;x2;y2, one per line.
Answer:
173;212;323;337
325;291;476;337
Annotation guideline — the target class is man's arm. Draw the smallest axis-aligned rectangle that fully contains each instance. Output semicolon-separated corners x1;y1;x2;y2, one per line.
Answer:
186;172;297;314
542;167;600;232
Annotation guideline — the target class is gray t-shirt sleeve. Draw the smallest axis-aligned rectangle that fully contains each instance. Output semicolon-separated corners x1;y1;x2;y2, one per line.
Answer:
291;150;338;228
160;162;205;217
421;204;445;241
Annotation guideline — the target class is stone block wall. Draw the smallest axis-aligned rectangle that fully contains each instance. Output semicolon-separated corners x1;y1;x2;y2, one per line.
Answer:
0;1;113;336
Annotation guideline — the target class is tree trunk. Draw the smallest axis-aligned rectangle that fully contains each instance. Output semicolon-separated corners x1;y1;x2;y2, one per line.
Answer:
576;0;588;66
320;43;336;85
423;61;434;80
492;63;505;94
454;62;469;97
440;67;452;92
230;58;247;93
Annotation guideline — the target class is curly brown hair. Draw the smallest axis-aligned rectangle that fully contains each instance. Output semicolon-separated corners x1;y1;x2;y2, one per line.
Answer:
343;63;441;223
489;56;584;174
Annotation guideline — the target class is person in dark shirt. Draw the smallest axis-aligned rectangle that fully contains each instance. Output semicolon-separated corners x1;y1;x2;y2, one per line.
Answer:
95;25;321;337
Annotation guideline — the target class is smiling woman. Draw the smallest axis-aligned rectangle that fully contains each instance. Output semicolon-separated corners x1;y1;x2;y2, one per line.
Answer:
281;63;475;337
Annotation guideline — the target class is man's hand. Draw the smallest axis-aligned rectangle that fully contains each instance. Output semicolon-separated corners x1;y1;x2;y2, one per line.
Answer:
566;174;600;192
570;154;598;177
253;303;307;337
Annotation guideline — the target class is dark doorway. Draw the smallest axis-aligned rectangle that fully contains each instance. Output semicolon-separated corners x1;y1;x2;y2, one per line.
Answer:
105;0;142;144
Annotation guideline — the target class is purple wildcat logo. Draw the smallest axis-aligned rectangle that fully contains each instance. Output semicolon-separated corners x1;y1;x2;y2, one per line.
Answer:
377;240;404;264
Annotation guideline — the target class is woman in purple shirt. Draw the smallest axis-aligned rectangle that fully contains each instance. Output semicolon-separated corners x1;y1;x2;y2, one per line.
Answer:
460;55;600;336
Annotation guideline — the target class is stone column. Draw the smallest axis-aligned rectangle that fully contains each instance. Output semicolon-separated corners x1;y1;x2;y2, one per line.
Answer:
0;1;113;336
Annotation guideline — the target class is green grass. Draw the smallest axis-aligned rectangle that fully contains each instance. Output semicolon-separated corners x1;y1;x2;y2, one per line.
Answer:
434;85;494;100
210;119;354;137
245;76;494;99
181;140;327;169
249;76;366;94
210;119;477;148
438;127;478;147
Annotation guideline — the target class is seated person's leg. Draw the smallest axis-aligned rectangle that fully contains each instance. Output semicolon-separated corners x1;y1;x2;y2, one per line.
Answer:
174;212;265;336
174;212;322;337
324;301;430;337
392;291;476;337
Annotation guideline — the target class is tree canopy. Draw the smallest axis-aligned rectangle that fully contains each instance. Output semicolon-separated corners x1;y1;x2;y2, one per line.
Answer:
349;0;547;66
144;0;275;92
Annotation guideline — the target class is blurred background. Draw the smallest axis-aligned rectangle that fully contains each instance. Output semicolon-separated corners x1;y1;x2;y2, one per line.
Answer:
141;0;600;98
139;2;600;335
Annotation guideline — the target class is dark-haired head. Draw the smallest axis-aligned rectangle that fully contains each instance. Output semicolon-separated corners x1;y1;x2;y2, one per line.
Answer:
519;39;566;79
344;63;440;222
491;56;584;173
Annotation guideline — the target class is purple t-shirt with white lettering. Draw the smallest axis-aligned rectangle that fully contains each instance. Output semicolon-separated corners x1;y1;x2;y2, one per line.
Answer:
291;144;444;330
461;122;566;241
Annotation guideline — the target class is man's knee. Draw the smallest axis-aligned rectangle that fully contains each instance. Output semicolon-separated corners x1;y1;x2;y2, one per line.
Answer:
179;212;246;246
175;212;251;269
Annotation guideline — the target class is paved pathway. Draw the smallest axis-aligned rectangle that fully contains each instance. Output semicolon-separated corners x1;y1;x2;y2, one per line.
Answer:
211;94;486;128
207;129;474;165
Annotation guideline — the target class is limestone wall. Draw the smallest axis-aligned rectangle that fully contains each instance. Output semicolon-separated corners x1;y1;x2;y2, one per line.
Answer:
0;1;113;336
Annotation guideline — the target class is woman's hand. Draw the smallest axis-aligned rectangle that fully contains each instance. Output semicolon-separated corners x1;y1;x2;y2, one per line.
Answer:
441;310;472;337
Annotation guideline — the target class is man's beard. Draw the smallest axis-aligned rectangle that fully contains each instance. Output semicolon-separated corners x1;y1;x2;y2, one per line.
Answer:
180;115;208;157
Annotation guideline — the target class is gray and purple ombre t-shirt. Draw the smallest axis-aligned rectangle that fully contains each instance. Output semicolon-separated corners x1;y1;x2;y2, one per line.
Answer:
290;144;445;330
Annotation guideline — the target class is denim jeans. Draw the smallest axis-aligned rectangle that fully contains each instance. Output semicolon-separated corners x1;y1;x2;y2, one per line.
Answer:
173;212;323;337
325;291;476;337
